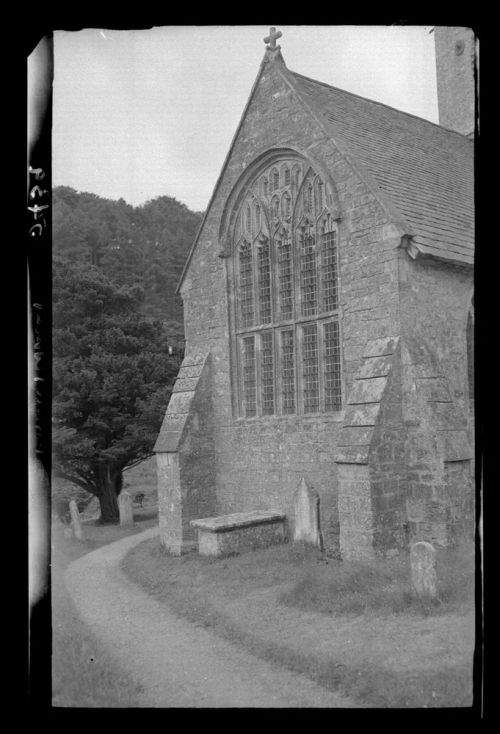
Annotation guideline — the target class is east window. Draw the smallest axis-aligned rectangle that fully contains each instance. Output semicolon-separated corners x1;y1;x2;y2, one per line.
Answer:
231;158;342;418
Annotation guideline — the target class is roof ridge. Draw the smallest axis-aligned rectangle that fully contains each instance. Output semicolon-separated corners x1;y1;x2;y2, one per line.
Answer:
290;70;473;142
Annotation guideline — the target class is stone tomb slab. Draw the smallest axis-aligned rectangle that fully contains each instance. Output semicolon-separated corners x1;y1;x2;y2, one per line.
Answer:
191;510;286;558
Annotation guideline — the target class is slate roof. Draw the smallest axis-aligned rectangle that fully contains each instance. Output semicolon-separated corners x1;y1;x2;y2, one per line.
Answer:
290;71;474;265
177;53;474;293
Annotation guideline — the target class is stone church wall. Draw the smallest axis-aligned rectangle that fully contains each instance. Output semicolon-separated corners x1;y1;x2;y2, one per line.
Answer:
179;57;402;555
164;53;474;559
399;256;474;415
368;346;407;553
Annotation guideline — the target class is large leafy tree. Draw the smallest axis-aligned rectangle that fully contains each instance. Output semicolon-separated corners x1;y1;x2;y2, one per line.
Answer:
52;259;179;523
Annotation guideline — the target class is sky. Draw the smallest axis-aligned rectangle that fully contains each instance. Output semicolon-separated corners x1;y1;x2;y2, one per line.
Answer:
52;25;438;212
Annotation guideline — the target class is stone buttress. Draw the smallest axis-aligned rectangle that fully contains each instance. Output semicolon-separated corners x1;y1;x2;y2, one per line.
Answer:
154;353;216;554
336;335;474;559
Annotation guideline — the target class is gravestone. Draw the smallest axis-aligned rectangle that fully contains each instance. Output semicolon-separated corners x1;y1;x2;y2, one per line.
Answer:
119;491;134;527
63;527;73;539
69;500;85;541
410;541;437;598
293;477;322;548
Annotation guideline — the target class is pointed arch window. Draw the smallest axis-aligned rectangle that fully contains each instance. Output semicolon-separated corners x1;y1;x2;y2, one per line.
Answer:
230;158;342;417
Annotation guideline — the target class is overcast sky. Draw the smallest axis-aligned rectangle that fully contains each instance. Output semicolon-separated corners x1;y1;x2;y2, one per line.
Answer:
53;25;438;212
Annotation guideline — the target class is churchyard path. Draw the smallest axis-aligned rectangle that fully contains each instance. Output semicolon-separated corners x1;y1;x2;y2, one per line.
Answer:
64;527;356;708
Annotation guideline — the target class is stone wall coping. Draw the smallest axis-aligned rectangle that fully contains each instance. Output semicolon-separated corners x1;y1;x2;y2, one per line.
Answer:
191;509;286;533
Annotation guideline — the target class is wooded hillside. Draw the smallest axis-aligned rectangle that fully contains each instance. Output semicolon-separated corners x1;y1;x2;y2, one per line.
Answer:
52;186;203;326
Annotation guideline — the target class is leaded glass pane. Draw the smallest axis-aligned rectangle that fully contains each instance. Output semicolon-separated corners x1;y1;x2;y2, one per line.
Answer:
239;241;254;328
302;324;319;413
261;331;274;415
324;321;342;410
300;233;317;317
257;240;272;324
242;336;256;417
277;235;293;320
321;230;338;312
281;329;295;414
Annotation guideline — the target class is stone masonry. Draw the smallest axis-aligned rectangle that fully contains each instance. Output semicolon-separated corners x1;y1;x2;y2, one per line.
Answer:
155;353;216;554
156;34;474;561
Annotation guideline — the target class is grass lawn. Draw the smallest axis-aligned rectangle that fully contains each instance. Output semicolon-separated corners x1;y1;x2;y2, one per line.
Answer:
51;513;158;707
122;537;477;708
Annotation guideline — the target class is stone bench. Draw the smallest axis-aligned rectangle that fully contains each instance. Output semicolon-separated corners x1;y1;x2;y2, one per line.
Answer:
190;510;286;557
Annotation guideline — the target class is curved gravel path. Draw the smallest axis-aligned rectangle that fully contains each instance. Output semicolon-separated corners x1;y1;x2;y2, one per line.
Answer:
64;528;355;708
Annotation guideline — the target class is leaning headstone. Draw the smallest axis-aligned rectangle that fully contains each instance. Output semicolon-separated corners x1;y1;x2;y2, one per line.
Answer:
410;541;437;598
293;477;322;548
69;500;85;541
119;491;134;527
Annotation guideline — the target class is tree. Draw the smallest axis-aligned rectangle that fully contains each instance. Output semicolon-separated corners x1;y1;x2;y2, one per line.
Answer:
52;186;203;324
52;259;179;523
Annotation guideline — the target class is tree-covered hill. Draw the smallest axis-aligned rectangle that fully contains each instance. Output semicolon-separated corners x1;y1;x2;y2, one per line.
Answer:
52;186;203;325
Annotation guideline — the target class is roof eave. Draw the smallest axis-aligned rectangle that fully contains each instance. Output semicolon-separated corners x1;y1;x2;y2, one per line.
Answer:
400;235;474;268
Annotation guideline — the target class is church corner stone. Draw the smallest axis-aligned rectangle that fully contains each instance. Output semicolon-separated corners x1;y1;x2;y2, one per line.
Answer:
293;477;322;549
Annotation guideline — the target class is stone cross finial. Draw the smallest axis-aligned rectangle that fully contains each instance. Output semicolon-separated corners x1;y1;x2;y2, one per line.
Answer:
264;27;282;50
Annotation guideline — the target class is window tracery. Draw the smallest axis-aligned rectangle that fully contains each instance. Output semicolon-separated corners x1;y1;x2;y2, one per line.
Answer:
231;157;342;417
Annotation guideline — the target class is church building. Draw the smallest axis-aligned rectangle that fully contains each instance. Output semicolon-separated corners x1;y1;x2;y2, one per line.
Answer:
154;27;475;560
